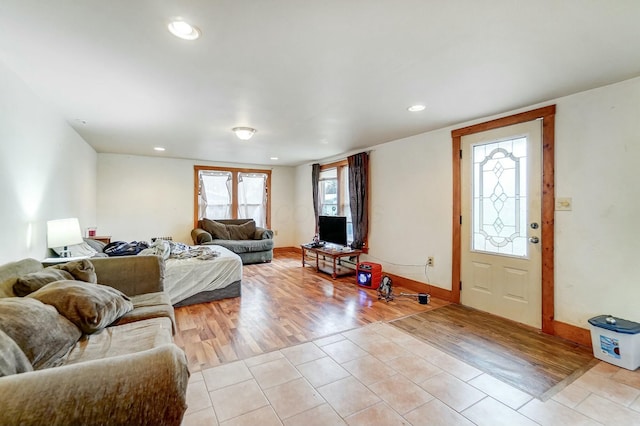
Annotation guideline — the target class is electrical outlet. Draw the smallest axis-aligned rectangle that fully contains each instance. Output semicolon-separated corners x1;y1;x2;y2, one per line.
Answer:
427;256;434;267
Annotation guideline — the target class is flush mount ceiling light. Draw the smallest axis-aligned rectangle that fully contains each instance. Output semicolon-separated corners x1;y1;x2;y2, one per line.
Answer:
232;127;257;140
407;104;426;112
168;19;201;40
270;156;279;161
154;147;165;152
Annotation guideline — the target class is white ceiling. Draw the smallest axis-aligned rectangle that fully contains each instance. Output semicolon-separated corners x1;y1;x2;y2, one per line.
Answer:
1;1;640;166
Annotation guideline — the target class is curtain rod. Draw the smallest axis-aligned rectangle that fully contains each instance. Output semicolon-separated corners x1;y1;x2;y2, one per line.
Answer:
306;149;374;167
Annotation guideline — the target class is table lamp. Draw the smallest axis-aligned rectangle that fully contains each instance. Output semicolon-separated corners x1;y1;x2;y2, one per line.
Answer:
47;218;83;258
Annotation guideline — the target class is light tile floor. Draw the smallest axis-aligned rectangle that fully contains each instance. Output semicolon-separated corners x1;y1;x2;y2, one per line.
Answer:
181;322;640;426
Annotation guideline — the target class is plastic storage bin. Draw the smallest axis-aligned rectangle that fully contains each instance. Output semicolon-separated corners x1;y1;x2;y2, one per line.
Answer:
588;315;640;370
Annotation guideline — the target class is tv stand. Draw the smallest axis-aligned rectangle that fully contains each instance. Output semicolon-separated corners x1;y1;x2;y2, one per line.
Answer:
301;244;362;279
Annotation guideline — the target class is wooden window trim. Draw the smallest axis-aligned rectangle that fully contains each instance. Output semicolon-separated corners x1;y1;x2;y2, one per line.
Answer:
194;165;272;229
320;160;348;217
320;160;348;170
451;105;556;334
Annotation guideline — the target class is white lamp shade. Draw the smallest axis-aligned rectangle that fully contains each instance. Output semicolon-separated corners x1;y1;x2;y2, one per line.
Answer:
47;218;83;248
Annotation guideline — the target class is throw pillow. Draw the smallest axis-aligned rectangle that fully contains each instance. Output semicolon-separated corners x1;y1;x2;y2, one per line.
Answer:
201;218;231;240
13;268;75;297
0;329;33;377
54;259;97;284
0;297;81;370
83;238;108;257
227;220;256;240
28;280;134;334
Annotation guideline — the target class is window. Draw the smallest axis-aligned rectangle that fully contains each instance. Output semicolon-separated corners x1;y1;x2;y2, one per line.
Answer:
319;168;338;215
195;166;271;228
320;161;353;243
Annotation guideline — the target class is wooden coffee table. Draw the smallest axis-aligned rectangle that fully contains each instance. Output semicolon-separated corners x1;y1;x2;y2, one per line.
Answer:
301;244;362;279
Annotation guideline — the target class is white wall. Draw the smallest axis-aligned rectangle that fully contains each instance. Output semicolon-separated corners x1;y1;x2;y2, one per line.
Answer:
367;129;453;288
97;154;296;247
553;77;640;326
0;61;96;263
293;164;316;243
293;76;640;328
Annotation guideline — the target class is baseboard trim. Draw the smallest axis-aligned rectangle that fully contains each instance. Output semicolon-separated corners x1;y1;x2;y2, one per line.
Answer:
384;272;453;302
274;246;300;255
553;320;592;347
274;248;453;301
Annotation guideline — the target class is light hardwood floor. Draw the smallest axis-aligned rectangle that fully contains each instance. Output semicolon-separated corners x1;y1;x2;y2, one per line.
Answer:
174;248;447;372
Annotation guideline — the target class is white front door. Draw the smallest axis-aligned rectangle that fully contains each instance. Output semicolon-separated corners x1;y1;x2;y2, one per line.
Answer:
460;120;542;328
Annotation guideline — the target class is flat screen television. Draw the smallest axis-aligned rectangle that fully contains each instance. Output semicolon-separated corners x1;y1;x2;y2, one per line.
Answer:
318;215;347;246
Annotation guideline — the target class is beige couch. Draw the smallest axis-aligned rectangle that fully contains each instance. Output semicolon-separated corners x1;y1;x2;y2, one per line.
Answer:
0;256;189;426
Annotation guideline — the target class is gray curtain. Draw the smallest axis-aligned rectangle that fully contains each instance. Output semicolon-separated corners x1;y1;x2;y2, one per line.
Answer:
348;152;368;249
311;163;321;234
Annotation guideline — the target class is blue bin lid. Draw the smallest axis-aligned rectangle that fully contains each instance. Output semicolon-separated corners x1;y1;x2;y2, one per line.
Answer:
588;315;640;334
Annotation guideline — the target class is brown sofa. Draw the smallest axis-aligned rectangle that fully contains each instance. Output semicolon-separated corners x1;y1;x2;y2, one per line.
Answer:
0;256;189;426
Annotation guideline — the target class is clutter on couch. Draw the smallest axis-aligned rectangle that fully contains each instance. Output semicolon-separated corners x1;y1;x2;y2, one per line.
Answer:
59;238;243;307
0;256;189;426
138;239;243;306
191;218;274;264
103;240;149;256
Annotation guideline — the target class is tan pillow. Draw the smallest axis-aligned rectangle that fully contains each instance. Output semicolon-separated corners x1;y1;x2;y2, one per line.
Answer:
54;259;97;284
201;218;231;240
0;329;33;377
13;268;74;297
28;280;133;334
227;220;256;240
0;298;81;370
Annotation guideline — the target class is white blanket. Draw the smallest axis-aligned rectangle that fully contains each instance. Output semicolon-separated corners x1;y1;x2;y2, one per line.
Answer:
163;245;242;305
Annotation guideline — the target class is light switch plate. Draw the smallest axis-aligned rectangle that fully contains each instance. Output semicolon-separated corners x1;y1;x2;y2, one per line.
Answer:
555;197;572;211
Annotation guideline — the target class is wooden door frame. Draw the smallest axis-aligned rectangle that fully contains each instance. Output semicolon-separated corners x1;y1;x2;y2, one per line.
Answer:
451;105;556;334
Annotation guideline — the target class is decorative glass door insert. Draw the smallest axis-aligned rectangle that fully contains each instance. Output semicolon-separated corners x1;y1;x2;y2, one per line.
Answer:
472;136;528;257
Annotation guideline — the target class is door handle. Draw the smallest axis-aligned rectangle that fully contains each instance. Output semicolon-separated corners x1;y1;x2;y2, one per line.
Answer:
529;236;539;244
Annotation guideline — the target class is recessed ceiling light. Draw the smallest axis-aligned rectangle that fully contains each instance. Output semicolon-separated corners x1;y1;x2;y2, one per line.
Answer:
270;157;279;161
168;19;201;40
154;147;166;152
232;127;257;140
407;104;426;112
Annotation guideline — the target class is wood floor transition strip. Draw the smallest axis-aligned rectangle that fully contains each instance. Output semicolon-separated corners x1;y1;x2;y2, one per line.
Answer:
390;303;597;399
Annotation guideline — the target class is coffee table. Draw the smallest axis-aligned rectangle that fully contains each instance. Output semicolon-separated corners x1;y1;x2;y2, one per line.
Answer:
301;244;362;279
